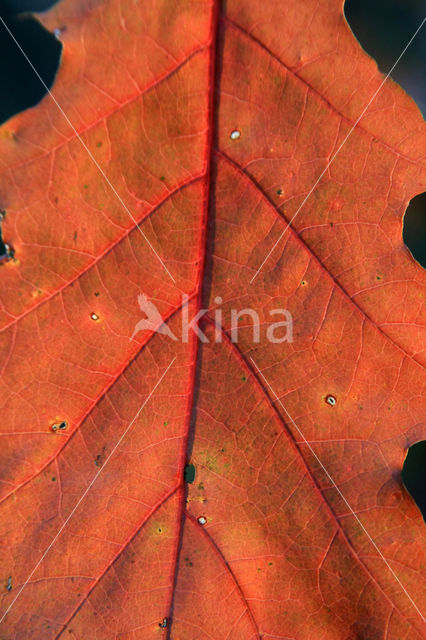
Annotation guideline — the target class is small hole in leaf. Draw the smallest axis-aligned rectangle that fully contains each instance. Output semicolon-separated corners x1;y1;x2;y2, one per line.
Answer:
403;193;426;268
184;463;196;484
90;312;99;321
158;617;168;628
6;576;12;592
51;420;67;432
402;441;426;520
230;129;241;140
325;395;336;407
0;242;15;264
0;211;14;263
197;515;207;525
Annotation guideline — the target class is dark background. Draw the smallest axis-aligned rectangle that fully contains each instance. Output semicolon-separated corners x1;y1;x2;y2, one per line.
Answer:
0;0;424;517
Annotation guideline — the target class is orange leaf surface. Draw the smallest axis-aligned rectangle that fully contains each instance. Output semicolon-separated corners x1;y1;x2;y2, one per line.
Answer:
0;1;425;638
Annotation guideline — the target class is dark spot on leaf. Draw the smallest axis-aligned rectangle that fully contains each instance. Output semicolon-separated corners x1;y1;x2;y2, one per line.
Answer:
241;375;246;381
160;175;165;181
184;463;196;484
402;441;426;519
94;291;100;297
96;141;102;147
276;188;283;195
159;617;168;628
94;454;102;467
51;476;56;481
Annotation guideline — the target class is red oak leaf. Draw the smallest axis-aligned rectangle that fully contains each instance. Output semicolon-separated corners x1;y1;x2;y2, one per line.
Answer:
0;1;425;639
